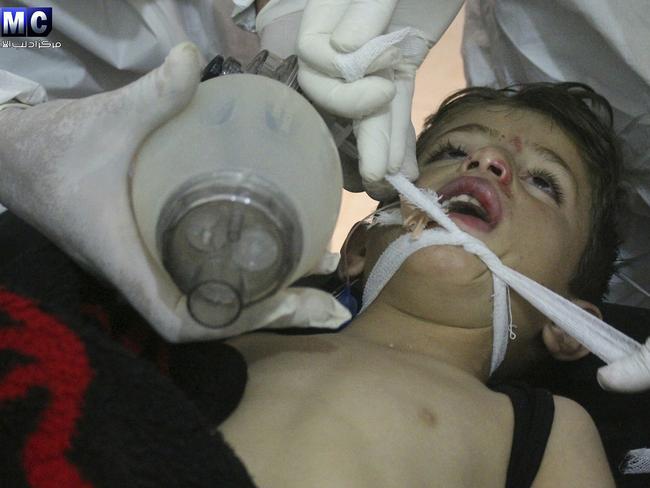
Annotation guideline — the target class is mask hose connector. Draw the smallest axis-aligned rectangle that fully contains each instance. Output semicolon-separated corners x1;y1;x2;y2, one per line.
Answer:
157;172;301;329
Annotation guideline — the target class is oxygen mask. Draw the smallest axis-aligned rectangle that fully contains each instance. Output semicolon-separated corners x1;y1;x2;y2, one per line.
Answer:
130;51;345;328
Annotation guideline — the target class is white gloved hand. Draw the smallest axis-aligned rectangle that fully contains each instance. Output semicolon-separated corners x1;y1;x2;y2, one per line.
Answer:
294;0;463;199
0;42;350;342
597;337;650;393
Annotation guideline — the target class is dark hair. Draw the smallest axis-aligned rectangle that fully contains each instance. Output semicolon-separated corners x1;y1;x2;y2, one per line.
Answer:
416;83;621;304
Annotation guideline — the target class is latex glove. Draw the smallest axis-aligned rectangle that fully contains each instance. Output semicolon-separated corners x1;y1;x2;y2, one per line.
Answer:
0;42;350;343
597;337;650;393
295;0;463;199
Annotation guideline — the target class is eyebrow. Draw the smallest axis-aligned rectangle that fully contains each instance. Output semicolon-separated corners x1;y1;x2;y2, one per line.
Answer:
529;143;571;173
437;123;501;141
435;122;577;190
437;123;572;170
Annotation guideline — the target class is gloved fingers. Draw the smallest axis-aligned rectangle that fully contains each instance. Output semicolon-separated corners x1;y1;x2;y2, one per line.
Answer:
363;178;399;201
308;251;341;275
38;42;203;193
300;0;349;32
361;46;404;76
100;42;202;145
354;104;392;182
299;31;401;78
42;182;188;341
400;123;420;182
597;338;650;393
215;286;350;335
80;191;271;345
266;287;351;329
0;43;202;185
110;252;186;342
332;45;403;84
331;0;400;52
297;0;351;77
386;67;416;173
162;288;309;343
171;284;352;341
298;61;395;118
298;0;401;78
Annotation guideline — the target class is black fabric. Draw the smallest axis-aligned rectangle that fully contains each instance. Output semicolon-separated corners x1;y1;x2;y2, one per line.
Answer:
490;383;555;488
0;212;256;488
523;304;650;487
169;341;248;425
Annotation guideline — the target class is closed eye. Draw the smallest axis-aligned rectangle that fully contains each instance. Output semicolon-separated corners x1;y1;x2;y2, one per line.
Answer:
425;141;468;164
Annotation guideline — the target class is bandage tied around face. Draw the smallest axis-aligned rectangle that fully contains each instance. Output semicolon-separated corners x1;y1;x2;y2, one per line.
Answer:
363;174;642;374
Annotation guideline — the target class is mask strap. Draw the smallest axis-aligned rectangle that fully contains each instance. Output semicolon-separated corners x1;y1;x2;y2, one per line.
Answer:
362;173;641;372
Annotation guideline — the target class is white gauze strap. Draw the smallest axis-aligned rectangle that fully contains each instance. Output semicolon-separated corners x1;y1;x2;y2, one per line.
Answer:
363;173;642;372
362;227;511;373
363;175;510;373
333;27;429;83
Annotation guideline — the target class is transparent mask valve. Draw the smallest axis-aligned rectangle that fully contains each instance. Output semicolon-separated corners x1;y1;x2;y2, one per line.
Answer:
158;172;302;328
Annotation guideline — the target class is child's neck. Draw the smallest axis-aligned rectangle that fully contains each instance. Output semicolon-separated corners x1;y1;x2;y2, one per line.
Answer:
341;299;494;381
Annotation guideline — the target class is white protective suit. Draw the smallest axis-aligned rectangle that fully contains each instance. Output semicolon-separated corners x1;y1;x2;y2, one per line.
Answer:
0;0;259;104
462;0;650;309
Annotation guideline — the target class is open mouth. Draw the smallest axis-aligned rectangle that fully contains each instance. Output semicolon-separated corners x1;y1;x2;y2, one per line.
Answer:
401;176;503;237
437;177;503;231
442;194;490;222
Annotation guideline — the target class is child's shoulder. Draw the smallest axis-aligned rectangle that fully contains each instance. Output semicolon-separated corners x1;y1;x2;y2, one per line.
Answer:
552;395;599;431
532;395;615;487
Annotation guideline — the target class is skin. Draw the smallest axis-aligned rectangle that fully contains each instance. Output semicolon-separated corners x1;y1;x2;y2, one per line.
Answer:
221;105;615;487
357;104;594;375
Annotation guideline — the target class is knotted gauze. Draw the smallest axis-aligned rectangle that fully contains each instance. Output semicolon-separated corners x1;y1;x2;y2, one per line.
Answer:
362;173;642;374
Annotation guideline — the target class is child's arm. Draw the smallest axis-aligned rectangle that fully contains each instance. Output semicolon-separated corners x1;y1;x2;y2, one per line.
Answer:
533;395;615;487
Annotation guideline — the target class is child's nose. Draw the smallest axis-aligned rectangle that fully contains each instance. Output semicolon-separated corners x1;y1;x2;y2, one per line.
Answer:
461;147;513;186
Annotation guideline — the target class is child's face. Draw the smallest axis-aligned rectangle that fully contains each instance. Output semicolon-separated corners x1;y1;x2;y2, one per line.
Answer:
363;105;594;337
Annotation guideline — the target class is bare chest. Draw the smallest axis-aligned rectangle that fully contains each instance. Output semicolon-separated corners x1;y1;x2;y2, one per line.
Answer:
221;335;514;488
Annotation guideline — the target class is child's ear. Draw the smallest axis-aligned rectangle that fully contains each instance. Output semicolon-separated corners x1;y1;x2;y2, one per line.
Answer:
541;299;601;361
337;222;369;281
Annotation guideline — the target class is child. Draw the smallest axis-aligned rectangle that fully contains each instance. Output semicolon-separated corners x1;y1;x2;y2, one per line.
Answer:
220;83;620;487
